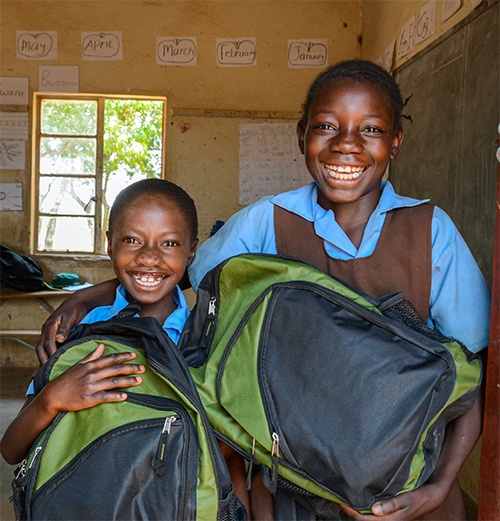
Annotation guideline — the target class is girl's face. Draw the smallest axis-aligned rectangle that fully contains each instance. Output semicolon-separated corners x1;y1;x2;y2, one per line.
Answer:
106;194;197;321
297;79;403;211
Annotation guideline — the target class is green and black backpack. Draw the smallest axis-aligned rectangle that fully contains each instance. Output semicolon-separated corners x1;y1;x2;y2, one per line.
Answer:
12;308;247;521
182;254;482;515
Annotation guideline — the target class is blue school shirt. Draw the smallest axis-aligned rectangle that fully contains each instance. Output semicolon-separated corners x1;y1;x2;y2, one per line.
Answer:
78;284;190;345
189;181;490;353
26;284;190;396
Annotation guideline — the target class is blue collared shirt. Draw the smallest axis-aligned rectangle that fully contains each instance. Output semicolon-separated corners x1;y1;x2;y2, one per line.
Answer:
79;284;190;345
190;181;490;352
26;285;190;396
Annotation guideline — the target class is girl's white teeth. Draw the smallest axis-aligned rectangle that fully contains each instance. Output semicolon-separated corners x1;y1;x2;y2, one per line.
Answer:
132;273;165;287
324;164;365;180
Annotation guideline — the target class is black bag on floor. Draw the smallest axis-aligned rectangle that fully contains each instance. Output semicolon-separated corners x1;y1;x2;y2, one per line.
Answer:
0;245;45;292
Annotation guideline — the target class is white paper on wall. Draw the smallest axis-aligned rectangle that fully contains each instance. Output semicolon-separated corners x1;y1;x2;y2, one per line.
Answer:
0;141;25;170
39;66;79;92
397;16;415;59
383;39;396;71
82;32;123;60
0;113;29;140
216;38;257;67
16;31;57;60
239;123;310;206
415;0;436;45
442;0;462;22
0;182;23;211
287;40;328;68
156;37;197;66
0;77;29;105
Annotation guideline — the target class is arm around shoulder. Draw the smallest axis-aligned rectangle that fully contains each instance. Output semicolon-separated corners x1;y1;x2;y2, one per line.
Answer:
36;278;120;364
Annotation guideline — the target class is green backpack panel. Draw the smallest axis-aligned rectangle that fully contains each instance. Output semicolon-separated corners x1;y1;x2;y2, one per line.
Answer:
12;314;246;521
183;254;482;513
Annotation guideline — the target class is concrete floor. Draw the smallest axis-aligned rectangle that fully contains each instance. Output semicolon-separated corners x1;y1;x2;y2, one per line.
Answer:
0;367;34;521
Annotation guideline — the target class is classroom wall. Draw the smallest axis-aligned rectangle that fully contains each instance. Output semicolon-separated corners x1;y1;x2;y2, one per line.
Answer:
0;0;490;514
0;0;361;282
361;0;480;67
0;0;362;365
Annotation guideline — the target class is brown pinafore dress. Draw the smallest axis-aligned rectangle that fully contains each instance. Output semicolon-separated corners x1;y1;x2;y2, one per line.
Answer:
271;202;467;521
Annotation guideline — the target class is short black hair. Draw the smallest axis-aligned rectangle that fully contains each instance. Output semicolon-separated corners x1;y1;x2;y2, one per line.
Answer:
300;59;405;132
108;178;198;243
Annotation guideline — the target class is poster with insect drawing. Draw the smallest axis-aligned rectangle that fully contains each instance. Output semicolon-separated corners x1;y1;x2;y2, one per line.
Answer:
0;141;25;170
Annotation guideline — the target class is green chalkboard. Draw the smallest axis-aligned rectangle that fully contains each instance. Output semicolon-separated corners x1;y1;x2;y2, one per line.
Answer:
391;1;499;285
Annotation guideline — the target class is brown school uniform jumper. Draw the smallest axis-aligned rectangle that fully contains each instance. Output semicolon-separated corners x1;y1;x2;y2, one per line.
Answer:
273;202;467;521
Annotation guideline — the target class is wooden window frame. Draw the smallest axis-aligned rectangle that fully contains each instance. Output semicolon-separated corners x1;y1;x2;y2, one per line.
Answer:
30;92;167;256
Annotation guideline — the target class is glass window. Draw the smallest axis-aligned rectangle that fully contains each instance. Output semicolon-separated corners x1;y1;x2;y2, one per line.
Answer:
33;94;166;254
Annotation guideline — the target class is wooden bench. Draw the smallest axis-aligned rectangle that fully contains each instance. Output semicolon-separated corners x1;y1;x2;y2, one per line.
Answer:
0;289;71;350
0;330;41;350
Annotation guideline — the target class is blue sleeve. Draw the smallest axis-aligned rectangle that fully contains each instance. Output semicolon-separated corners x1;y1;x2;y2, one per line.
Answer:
189;197;276;291
26;378;35;397
429;207;491;353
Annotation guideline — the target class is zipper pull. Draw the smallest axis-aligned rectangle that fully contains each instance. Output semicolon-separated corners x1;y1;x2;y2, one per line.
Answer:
152;416;177;476
208;296;217;318
246;438;256;491
200;297;217;349
270;432;280;494
14;445;42;487
29;446;43;470
14;460;27;482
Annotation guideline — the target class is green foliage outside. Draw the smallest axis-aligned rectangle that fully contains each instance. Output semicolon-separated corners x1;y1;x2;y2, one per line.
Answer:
103;99;163;180
39;98;164;253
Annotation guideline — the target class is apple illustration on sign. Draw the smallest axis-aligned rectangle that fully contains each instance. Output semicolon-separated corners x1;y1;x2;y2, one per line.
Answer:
83;33;120;58
217;40;256;65
288;41;327;67
17;32;53;58
157;38;196;64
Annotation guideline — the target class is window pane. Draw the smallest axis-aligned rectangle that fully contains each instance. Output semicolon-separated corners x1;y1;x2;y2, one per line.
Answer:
103;99;163;179
35;95;165;255
39;177;95;216
41;99;97;136
40;137;96;175
38;216;94;252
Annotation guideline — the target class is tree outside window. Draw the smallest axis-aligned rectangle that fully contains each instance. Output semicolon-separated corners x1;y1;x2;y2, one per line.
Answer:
33;94;166;254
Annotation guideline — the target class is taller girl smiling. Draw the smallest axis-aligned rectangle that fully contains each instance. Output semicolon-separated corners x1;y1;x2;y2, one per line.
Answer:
190;60;490;521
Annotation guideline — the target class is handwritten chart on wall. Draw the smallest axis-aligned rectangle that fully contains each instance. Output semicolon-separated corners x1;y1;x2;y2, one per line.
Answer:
239;123;310;205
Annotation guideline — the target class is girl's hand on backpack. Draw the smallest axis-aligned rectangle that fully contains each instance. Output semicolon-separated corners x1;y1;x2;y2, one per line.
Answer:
40;343;145;415
339;482;447;520
1;344;145;465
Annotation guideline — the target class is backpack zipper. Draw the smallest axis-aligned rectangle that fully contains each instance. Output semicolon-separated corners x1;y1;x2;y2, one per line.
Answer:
30;399;195;521
14;414;65;519
151;415;178;476
270;432;280;494
125;393;195;520
200;296;217;349
147;356;228;505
